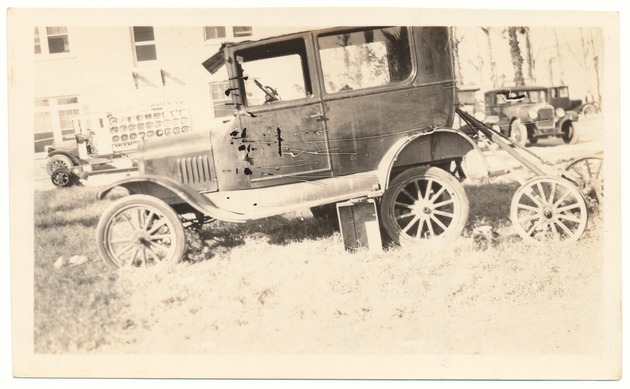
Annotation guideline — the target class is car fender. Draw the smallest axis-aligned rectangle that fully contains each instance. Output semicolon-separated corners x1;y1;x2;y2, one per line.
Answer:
377;129;488;190
47;150;81;166
97;175;247;223
557;112;577;130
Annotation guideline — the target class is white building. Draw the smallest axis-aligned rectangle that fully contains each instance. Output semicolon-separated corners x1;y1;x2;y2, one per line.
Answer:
33;25;305;155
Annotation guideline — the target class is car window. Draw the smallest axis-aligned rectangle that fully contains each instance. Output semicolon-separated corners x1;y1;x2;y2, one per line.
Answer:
236;38;311;107
318;27;412;93
528;90;547;103
559;87;569;98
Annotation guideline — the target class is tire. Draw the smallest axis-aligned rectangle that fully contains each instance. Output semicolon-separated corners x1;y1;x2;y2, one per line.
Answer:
96;194;186;269
380;166;469;245
581;104;598;118
46;154;73;176
562;122;578;145
509;120;528;147
50;169;77;188
510;176;587;245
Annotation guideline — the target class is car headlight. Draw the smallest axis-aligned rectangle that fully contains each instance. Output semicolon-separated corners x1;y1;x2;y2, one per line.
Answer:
528;108;538;119
555;108;565;118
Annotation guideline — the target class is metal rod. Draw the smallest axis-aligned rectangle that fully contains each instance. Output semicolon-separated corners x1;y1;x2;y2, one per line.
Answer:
456;108;546;176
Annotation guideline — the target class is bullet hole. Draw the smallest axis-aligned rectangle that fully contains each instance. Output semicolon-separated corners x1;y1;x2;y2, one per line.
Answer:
244;168;253;175
230;130;239;137
253;203;258;206
236;168;239;174
263;133;266;136
230;142;234;145
267;143;271;146
247;144;251;152
238;145;246;151
241;128;247;138
252;147;257;151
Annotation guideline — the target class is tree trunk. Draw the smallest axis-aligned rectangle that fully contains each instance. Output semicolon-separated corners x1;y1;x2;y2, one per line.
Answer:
481;27;498;88
523;28;535;83
507;27;525;86
450;27;464;85
553;30;565;85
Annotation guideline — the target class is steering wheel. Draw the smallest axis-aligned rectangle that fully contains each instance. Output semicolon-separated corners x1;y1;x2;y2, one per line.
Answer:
253;79;279;102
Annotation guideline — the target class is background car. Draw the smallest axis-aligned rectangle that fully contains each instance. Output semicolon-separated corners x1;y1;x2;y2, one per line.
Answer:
484;86;578;146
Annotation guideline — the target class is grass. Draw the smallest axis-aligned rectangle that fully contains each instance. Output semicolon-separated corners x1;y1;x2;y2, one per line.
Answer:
33;177;604;354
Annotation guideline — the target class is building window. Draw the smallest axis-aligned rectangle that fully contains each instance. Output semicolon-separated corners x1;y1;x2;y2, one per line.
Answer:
34;27;41;54
210;81;234;118
132;26;157;62
34;26;70;55
204;26;226;41
203;26;252;41
34;96;81;153
232;26;252;37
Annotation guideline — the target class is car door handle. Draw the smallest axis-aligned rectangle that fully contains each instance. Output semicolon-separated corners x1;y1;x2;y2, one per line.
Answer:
310;113;325;120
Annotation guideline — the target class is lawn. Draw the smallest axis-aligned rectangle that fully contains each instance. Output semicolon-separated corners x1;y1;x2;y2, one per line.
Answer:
33;178;605;355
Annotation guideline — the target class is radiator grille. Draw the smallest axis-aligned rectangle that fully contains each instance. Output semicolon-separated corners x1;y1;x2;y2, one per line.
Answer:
537;107;554;120
177;156;212;185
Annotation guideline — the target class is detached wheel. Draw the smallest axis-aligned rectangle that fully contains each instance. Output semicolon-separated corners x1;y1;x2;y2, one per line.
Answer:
562;122;579;145
96;195;186;269
565;156;603;204
50;169;76;188
510;177;588;245
46;155;73;176
380;166;469;245
509;120;528;146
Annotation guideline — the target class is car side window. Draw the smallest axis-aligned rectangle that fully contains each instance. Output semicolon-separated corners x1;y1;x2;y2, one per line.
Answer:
317;27;412;94
236;38;312;107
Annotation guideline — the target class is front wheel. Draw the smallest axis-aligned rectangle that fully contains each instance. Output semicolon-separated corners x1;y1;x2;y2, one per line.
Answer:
510;120;528;146
562;122;579;145
96;195;186;269
380;166;469;245
46;154;73;176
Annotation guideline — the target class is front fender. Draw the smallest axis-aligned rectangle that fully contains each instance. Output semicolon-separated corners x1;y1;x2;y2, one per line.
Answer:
557;113;577;130
97;175;246;223
47;150;81;166
377;129;488;189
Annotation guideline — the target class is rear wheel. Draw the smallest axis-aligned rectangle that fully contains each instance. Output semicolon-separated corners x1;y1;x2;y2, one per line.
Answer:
380;166;469;245
96;195;186;269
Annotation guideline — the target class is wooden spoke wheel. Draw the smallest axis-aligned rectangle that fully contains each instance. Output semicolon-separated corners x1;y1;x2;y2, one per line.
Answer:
565;156;603;205
96;195;186;269
380;166;469;245
510;176;588;245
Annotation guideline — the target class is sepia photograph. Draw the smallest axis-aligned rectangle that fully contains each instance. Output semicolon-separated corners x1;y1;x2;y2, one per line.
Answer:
6;3;622;381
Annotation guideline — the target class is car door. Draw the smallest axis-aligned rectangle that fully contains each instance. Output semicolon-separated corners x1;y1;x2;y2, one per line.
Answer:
232;34;332;189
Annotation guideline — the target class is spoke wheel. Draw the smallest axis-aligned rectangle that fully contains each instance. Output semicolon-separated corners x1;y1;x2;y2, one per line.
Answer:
96;195;186;269
511;177;588;245
381;166;469;245
565;156;603;204
50;169;76;188
46;155;73;176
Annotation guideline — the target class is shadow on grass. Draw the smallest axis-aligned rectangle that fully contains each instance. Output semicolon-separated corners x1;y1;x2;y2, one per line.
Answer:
464;181;520;229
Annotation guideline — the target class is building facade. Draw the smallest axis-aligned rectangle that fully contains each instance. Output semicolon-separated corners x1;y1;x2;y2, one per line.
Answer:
33;25;304;154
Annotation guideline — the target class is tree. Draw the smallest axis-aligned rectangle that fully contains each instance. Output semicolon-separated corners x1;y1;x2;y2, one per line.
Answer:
505;27;525;86
480;27;498;88
449;27;464;85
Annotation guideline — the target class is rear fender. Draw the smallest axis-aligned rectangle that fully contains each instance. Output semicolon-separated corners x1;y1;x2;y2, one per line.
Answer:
377;129;487;189
97;175;246;223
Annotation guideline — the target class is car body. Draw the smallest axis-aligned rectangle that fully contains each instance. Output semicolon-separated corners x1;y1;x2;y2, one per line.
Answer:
484;86;578;146
547;85;599;117
95;26;487;268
